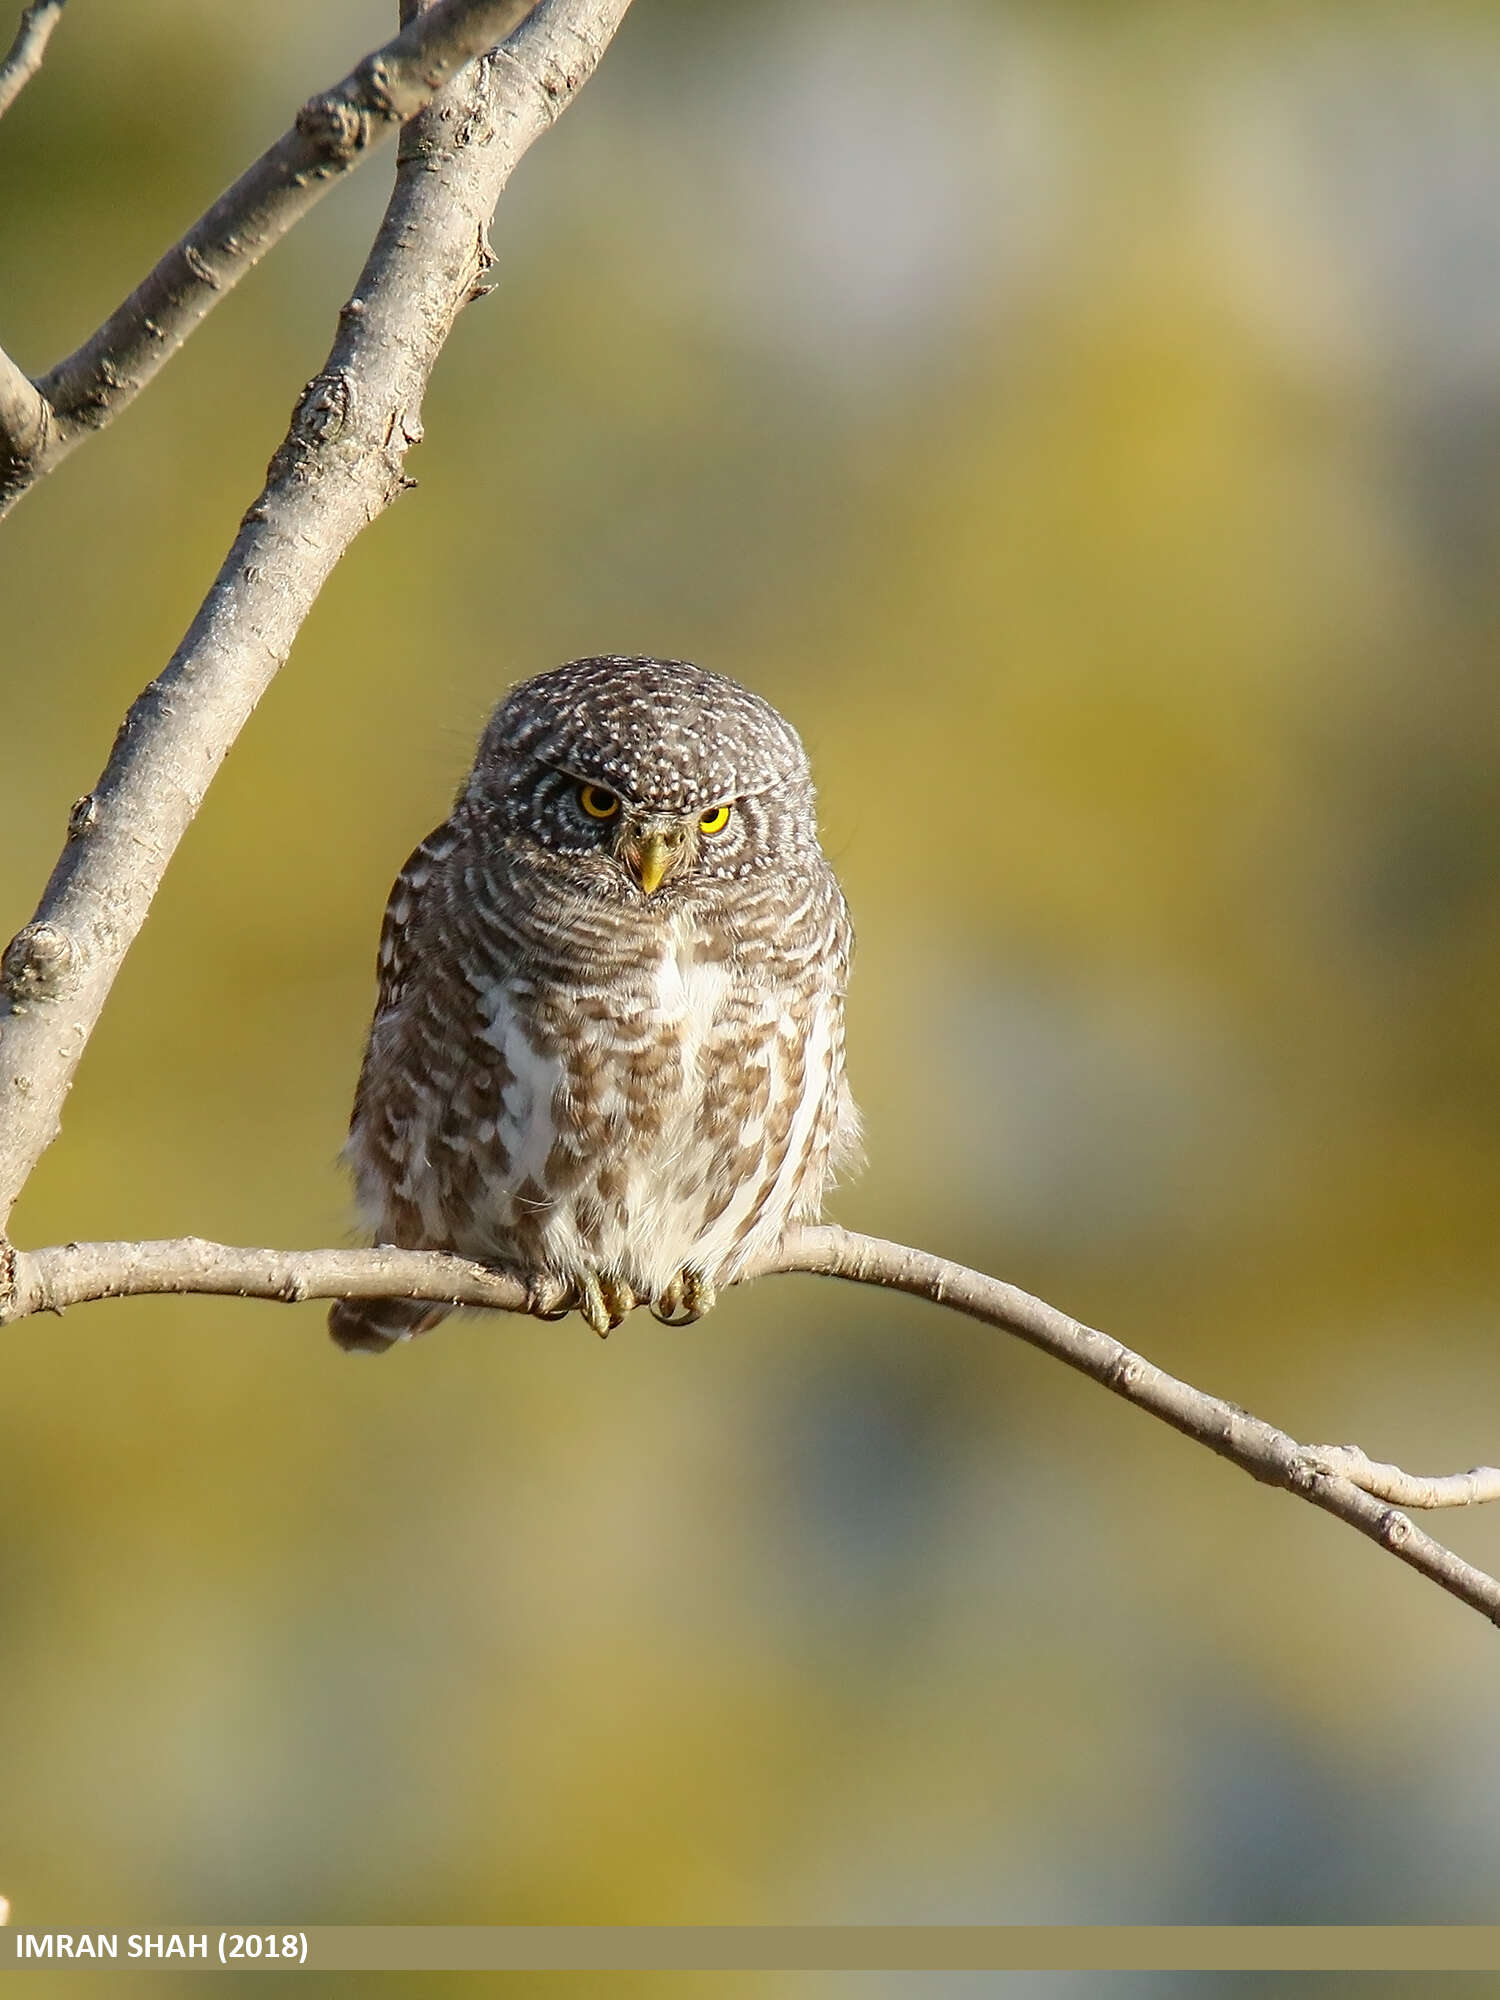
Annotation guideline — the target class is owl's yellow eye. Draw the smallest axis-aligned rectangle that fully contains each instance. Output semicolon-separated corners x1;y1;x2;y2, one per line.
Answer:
578;784;620;820
698;803;732;836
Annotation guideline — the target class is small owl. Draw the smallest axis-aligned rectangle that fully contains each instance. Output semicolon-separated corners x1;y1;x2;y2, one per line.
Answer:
330;656;859;1350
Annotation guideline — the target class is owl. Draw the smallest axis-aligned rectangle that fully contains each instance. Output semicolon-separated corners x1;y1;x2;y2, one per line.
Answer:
329;656;859;1351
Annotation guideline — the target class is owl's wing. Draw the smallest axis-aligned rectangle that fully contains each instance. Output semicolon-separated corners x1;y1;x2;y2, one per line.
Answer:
371;817;466;1020
333;820;476;1348
345;815;466;1161
343;814;470;1231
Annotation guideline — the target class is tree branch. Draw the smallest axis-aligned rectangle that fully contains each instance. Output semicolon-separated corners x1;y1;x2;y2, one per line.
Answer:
0;339;46;459
0;1237;529;1317
1294;1445;1500;1510
0;0;550;513
0;0;632;1228
0;0;64;122
4;1224;1499;1628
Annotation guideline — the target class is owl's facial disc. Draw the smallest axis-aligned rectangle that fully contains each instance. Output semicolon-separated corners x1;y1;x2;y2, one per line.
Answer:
530;768;749;897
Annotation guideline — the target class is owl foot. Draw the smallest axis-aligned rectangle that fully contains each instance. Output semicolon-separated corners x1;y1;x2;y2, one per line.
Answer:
575;1270;638;1339
650;1268;716;1325
525;1273;571;1322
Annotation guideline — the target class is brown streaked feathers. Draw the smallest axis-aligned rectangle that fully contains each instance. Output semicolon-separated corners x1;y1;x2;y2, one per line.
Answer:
330;656;858;1351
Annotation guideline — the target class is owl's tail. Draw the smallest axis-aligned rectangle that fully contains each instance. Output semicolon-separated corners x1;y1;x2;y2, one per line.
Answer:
328;1295;453;1354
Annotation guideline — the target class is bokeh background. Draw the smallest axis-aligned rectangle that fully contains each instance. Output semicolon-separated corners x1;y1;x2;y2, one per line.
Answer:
5;0;1500;1993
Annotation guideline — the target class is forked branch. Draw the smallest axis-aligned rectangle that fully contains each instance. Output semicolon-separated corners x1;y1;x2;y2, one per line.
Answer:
3;1226;1498;1628
0;0;548;512
0;0;633;1225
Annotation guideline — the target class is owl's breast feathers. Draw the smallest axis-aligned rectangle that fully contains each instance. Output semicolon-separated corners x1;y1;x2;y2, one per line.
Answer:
342;819;853;1309
467;899;849;1299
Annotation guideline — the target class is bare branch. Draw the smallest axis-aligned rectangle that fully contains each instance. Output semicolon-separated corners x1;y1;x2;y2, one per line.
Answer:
0;0;633;1223
0;0;64;122
0;0;547;512
1;1237;529;1317
0;340;45;458
768;1228;1500;1626
1297;1444;1500;1510
4;1223;1500;1629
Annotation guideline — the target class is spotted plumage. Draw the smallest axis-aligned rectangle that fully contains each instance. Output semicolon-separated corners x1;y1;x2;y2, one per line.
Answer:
330;656;859;1351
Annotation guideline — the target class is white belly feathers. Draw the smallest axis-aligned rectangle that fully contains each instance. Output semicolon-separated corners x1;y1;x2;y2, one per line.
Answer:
472;917;821;1295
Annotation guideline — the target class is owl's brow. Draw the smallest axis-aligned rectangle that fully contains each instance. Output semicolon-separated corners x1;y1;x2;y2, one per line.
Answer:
546;763;752;809
550;764;619;790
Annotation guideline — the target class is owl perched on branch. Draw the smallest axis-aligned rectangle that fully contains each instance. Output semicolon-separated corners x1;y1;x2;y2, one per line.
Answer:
330;656;859;1350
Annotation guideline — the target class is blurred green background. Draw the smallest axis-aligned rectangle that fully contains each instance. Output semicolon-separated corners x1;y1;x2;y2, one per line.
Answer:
5;0;1500;1993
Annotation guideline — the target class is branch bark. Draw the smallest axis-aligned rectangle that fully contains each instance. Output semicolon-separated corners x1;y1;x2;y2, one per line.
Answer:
0;0;632;1229
0;340;46;463
0;0;64;122
0;0;550;513
4;1224;1499;1629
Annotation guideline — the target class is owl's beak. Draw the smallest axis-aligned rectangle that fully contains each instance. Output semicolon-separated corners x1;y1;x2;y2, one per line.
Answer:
621;824;684;897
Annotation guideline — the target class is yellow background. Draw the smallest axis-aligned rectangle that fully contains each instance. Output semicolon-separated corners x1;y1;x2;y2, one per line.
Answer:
4;1;1500;1994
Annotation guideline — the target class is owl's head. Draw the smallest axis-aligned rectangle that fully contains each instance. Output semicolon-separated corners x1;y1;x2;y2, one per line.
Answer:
468;657;822;901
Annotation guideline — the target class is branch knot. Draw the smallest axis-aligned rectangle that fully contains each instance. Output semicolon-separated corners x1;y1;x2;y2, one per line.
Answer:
67;794;99;841
1379;1507;1414;1551
353;55;400;124
295;92;378;165
1;922;81;1009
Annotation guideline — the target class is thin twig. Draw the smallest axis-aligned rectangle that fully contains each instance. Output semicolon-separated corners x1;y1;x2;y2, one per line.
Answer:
0;0;548;511
768;1227;1500;1626
3;1225;1499;1629
1296;1445;1500;1509
0;0;64;121
0;0;633;1226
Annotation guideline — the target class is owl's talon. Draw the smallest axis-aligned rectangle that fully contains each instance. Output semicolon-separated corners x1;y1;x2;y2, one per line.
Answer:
525;1274;570;1321
680;1270;716;1323
574;1270;636;1337
650;1273;685;1324
652;1268;715;1324
599;1273;638;1327
575;1270;612;1337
